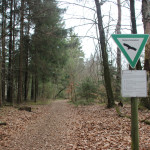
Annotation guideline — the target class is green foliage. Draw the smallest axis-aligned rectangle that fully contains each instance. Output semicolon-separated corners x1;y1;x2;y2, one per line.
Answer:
140;98;150;110
77;77;98;100
70;99;95;107
29;0;68;82
23;99;51;106
0;0;90;104
65;32;84;77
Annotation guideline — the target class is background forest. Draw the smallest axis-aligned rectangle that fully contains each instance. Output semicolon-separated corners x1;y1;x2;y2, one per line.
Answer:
0;0;85;105
0;0;150;109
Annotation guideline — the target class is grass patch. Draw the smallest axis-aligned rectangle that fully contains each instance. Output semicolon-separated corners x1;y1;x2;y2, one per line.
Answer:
21;99;52;106
70;99;95;107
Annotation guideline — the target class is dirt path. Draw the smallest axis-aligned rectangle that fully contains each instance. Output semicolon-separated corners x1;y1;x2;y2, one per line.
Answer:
1;100;150;149
2;100;75;150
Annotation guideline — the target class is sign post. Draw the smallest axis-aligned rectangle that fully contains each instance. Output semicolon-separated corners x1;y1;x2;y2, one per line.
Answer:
112;34;149;150
131;97;139;150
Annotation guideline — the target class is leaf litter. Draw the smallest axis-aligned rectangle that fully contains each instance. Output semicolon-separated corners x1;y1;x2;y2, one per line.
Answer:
0;101;150;149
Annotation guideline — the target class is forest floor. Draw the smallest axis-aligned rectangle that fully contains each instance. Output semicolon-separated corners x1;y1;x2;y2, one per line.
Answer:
0;100;150;150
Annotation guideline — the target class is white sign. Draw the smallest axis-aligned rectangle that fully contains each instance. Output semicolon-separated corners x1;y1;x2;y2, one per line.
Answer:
121;70;147;97
118;38;143;61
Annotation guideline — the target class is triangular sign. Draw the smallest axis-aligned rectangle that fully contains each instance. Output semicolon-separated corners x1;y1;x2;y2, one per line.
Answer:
111;34;149;68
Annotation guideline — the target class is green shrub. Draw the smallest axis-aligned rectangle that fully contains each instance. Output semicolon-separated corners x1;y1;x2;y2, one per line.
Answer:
71;99;95;106
77;77;98;100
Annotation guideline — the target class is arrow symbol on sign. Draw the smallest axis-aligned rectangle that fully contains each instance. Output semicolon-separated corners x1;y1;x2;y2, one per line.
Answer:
123;43;137;51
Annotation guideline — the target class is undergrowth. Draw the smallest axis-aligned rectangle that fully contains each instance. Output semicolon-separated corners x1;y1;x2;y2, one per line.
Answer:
70;99;95;106
24;99;52;105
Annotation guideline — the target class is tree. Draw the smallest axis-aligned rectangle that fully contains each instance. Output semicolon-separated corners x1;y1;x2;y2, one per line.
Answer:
142;0;150;64
28;0;68;101
141;0;150;109
64;32;84;101
24;2;31;101
115;0;121;100
7;0;13;103
130;0;140;149
77;77;98;100
1;0;7;105
17;0;24;104
0;0;71;105
94;0;114;108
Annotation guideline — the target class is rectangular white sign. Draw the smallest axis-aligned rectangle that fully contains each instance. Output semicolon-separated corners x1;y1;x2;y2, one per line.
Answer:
121;70;147;97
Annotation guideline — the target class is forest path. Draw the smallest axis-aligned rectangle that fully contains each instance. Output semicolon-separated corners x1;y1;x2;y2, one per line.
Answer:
1;100;150;149
5;100;75;150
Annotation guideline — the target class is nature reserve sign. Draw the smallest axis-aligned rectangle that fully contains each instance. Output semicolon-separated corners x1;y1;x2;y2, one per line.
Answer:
121;70;147;97
111;34;149;68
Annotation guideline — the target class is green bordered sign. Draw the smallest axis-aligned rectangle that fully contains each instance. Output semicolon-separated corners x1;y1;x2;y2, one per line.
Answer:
112;34;149;68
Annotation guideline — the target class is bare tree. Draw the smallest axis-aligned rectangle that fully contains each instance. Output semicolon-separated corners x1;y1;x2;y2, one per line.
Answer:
141;0;150;109
142;0;150;71
130;1;141;149
115;0;121;100
94;0;114;108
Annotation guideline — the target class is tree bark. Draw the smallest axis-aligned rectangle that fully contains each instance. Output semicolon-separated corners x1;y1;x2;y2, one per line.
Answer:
17;0;24;104
31;75;34;100
130;1;139;149
94;0;114;108
141;0;150;108
1;0;6;105
7;0;13;103
115;0;121;100
12;0;16;103
0;52;2;106
142;0;150;70
130;0;142;70
24;9;30;101
34;75;38;103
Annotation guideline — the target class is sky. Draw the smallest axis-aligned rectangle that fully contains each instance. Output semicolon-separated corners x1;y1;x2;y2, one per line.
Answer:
57;0;144;68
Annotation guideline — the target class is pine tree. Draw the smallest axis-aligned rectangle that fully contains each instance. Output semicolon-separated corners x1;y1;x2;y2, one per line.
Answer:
1;0;7;105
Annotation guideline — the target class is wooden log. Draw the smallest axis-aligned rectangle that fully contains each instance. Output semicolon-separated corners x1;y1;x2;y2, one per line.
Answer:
18;106;31;112
0;122;7;126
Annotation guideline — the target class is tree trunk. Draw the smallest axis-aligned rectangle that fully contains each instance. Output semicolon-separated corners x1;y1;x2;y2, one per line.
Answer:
24;68;28;101
115;0;121;100
130;0;142;70
34;75;38;103
7;0;13;103
31;75;34;100
0;52;2;106
141;0;150;109
1;0;6;105
130;1;140;149
142;0;150;69
129;0;142;70
12;0;16;103
24;10;30;101
17;0;24;104
94;0;114;108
